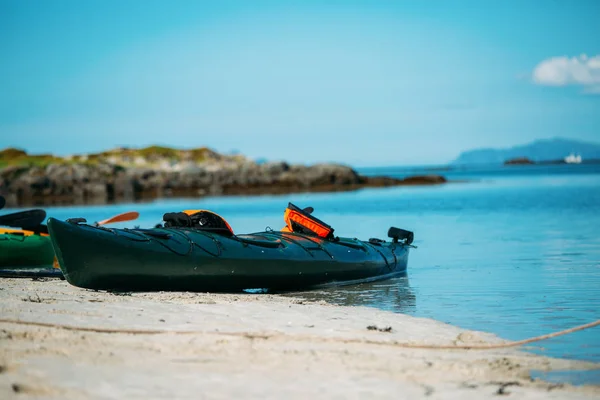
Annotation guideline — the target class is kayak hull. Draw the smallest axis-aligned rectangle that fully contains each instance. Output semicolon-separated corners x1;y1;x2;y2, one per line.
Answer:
0;232;55;268
47;218;411;292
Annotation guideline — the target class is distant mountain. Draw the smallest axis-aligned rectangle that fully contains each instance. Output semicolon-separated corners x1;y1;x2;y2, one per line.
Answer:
452;138;600;165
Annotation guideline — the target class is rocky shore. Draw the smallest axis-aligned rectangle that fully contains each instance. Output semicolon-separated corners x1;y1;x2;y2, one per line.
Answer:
0;147;447;207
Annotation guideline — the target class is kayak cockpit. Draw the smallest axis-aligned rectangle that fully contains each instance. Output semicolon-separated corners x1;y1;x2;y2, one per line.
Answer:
157;203;414;248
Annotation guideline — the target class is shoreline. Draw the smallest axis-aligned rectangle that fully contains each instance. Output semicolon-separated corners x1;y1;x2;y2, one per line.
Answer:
1;278;598;399
0;176;449;209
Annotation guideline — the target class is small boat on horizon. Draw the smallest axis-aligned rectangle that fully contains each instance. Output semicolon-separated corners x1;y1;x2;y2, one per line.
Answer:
564;153;582;164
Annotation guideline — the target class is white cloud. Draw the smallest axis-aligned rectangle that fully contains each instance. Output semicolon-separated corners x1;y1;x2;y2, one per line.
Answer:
532;54;600;93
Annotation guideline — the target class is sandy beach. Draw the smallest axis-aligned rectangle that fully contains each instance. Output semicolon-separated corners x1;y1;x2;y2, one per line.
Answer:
0;278;598;399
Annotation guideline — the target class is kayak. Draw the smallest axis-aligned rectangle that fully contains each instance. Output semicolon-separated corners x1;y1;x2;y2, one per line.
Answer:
0;207;53;269
47;211;414;292
0;231;55;268
0;209;140;275
0;196;56;271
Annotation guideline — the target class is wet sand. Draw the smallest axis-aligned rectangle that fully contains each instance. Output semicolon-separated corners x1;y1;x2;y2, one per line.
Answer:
1;278;599;399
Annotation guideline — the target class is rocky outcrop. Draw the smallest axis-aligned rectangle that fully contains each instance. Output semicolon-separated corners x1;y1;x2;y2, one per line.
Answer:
0;147;447;207
0;163;129;206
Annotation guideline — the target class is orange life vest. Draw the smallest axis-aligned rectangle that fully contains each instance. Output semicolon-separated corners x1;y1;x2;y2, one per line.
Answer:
282;203;334;239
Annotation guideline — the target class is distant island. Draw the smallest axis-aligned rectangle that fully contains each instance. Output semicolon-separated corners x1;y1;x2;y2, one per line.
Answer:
0;146;447;207
453;138;600;166
503;157;535;165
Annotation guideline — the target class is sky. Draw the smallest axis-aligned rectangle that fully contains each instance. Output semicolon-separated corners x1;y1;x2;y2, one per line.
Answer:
1;0;599;166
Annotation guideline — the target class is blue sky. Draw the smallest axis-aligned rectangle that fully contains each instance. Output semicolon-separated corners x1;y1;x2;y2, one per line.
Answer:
1;0;599;166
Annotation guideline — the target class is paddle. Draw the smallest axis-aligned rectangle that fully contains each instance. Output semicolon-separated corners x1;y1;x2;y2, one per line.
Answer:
1;210;140;235
0;195;5;210
95;211;140;226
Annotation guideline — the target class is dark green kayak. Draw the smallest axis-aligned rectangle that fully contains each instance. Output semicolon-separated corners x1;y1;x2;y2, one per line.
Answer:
47;217;414;292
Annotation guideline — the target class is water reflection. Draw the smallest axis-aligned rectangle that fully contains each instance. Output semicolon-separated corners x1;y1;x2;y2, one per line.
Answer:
280;274;417;314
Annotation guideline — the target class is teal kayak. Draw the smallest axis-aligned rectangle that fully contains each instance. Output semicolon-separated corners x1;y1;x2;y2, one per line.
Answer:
47;212;413;292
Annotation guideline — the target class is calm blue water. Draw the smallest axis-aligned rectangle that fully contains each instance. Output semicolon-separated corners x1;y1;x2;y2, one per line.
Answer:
4;164;600;371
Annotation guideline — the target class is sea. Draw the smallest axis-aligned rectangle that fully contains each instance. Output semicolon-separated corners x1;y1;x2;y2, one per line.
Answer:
7;162;600;384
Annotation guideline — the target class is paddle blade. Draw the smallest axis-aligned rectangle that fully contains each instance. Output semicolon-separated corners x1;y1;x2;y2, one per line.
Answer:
0;196;5;210
97;211;140;226
0;209;46;230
